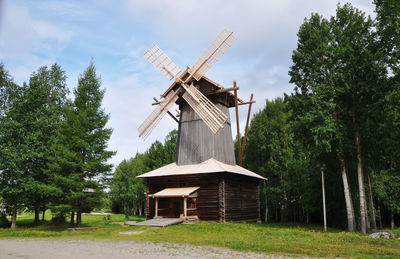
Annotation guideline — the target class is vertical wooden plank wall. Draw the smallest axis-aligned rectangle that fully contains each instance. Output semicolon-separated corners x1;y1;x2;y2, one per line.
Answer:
176;103;236;165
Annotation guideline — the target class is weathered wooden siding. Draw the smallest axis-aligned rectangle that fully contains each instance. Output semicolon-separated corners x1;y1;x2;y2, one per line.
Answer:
222;173;260;222
176;103;235;165
145;173;261;222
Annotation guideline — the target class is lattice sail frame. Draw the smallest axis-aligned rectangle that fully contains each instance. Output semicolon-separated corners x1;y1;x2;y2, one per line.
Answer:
182;83;228;134
139;29;236;139
189;29;237;81
143;45;181;80
138;90;179;140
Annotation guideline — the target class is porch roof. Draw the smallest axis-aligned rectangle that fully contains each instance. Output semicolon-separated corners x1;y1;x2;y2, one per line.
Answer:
149;187;200;198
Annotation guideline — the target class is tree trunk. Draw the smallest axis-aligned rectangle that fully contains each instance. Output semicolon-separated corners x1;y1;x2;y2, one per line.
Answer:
11;203;17;228
390;212;395;230
76;212;82;227
355;131;367;234
34;207;40;223
265;193;268;223
341;159;356;232
124;205;128;219
281;191;288;222
378;202;383;229
42;209;45;222
70;212;75;225
365;168;377;230
321;166;327;232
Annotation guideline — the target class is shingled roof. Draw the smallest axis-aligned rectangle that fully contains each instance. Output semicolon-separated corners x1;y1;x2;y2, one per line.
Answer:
137;158;266;180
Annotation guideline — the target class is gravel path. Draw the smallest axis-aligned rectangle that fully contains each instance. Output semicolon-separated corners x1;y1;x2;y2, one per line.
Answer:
0;239;305;259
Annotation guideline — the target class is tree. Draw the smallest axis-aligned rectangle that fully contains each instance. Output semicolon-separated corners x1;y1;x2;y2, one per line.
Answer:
110;130;177;217
144;129;178;170
0;64;22;228
110;155;147;218
244;98;314;223
374;0;400;75
288;11;357;231
25;64;69;223
0;63;18;117
47;61;115;227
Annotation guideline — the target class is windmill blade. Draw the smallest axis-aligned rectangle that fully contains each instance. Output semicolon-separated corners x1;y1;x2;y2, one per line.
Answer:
138;90;179;140
182;83;228;133
189;29;237;81
143;45;182;80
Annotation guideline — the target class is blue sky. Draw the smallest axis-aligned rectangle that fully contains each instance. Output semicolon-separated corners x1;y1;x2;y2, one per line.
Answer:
0;0;375;168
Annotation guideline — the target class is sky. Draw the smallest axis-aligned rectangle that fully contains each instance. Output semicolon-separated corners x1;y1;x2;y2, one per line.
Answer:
0;0;375;169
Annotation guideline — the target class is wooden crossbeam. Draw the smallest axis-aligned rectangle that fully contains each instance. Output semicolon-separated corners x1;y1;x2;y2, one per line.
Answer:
153;97;179;123
237;100;256;106
204;87;239;96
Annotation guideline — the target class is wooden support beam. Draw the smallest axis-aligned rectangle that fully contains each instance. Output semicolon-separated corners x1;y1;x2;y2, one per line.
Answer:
153;97;179;123
183;197;187;217
205;87;239;96
155;198;158;217
237;100;256;106
233;81;242;166
240;94;254;162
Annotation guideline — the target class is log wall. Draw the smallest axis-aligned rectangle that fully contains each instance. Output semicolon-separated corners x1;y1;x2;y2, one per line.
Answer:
222;173;260;222
146;174;220;221
145;173;261;222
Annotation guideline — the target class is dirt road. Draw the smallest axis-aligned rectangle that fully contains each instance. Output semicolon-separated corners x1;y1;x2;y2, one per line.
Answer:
0;239;295;259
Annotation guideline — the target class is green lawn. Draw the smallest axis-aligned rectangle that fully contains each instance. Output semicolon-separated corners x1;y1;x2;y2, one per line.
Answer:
1;212;399;258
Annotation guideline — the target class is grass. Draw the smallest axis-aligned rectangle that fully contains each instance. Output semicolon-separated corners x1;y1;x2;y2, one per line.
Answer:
1;212;400;258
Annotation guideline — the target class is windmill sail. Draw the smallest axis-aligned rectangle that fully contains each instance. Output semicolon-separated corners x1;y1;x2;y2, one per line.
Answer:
182;83;228;133
138;90;179;140
189;29;237;81
144;45;181;80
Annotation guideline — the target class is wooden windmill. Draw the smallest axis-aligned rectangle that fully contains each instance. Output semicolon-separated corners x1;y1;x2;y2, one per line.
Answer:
137;29;265;223
138;29;236;140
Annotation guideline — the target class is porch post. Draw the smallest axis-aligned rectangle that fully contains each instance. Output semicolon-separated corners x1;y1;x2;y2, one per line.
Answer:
155;197;158;217
183;197;187;217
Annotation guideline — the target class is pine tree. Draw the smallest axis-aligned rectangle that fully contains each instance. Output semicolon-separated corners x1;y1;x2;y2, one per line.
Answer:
47;61;115;226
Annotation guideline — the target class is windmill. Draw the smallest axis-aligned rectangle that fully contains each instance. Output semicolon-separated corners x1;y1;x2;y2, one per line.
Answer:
138;29;237;140
136;29;264;224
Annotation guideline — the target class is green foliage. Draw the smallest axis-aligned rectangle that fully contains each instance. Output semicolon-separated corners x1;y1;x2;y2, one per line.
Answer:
110;155;147;217
0;213;9;228
110;129;178;216
244;98;319;222
46;61;115;226
374;0;400;74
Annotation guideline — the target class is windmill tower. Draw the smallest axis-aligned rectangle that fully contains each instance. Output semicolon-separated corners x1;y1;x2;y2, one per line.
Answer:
137;30;265;223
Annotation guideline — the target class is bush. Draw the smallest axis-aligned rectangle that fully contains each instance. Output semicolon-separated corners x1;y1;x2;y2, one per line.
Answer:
0;213;10;228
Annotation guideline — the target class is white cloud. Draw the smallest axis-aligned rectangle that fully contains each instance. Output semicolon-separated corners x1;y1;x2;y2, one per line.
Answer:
0;1;73;83
102;72;179;167
121;0;374;141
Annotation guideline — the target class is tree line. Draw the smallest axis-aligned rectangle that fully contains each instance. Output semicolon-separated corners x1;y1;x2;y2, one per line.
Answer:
244;1;400;232
0;61;114;228
109;130;177;218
